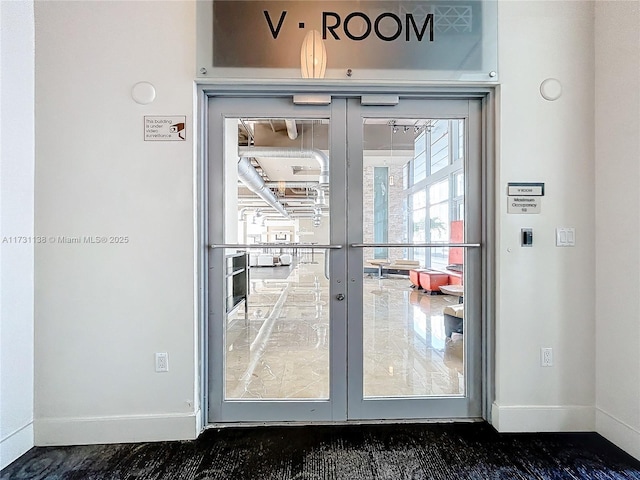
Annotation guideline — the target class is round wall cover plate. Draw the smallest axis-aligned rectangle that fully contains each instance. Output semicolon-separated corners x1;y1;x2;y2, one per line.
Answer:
131;81;156;105
540;78;562;101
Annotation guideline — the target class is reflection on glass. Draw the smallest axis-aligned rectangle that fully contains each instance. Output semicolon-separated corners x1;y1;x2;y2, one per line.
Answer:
415;132;426;175
430;179;450;271
362;118;466;398
457;120;465;160
362;271;464;397
430;120;450;174
373;167;389;260
224;117;330;400
429;178;449;204
455;172;464;197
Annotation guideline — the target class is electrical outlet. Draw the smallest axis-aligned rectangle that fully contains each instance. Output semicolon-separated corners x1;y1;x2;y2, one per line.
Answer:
155;352;169;372
541;347;553;367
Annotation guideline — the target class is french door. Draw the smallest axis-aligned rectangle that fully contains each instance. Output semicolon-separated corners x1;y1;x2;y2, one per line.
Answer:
207;95;483;423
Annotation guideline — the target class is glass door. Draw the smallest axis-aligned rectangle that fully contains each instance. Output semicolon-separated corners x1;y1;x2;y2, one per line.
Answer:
207;95;483;423
346;98;483;419
207;97;348;422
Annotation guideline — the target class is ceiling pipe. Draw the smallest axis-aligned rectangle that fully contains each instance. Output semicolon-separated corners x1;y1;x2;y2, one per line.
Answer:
237;157;289;218
284;120;298;140
239;147;329;186
239;199;319;206
314;188;327;206
263;181;318;188
238;207;251;221
281;209;326;213
264;181;328;204
238;197;317;204
240;205;317;211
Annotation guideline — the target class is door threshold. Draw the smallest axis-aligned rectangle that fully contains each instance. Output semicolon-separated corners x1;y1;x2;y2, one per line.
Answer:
205;417;484;429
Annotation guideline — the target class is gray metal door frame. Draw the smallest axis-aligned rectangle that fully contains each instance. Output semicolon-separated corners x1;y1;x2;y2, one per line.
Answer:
199;85;495;426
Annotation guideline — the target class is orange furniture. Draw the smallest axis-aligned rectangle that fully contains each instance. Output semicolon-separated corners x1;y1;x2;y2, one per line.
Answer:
418;270;450;293
449;220;464;265
447;220;464;286
409;268;429;288
447;271;463;285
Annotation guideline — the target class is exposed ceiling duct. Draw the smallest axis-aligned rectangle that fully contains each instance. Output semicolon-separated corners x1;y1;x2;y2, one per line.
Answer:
237;157;289;218
264;181;326;203
263;181;318;188
263;181;325;203
315;189;327;206
238;147;329;186
284;120;298;140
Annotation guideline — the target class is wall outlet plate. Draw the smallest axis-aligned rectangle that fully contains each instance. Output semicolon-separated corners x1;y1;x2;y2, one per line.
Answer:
155;352;169;372
541;347;553;367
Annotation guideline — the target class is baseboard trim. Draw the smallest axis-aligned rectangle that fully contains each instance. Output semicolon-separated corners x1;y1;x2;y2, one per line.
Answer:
1;422;34;470
596;408;640;460
491;403;595;432
34;413;199;446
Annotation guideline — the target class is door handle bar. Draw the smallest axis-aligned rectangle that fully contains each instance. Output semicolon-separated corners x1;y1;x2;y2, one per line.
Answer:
351;243;481;248
209;243;343;249
211;243;479;249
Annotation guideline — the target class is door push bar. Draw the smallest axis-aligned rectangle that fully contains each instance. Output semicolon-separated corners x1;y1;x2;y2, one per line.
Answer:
350;243;481;248
209;243;343;249
210;243;480;249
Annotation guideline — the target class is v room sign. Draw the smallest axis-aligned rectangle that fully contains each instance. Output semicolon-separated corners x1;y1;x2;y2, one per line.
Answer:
197;0;498;81
262;9;434;42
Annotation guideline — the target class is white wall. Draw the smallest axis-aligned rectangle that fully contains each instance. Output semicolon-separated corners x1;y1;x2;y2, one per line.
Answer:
30;0;640;461
34;1;198;445
594;1;640;459
0;0;35;469
492;1;596;431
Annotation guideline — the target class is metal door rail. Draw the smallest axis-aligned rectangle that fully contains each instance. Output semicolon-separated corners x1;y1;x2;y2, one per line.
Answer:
350;243;481;248
210;244;343;249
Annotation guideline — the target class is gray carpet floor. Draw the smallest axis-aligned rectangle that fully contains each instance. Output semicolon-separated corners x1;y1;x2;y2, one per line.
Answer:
2;422;640;479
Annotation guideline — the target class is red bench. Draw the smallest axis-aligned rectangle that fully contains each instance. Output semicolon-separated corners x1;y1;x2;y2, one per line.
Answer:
410;268;463;292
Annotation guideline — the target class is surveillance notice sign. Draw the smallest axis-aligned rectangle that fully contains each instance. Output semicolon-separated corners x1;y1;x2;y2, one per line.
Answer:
144;116;186;141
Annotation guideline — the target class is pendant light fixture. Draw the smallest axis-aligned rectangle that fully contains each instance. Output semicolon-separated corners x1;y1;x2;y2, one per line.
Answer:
300;30;327;79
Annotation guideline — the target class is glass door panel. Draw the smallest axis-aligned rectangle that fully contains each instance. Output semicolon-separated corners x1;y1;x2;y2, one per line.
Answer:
223;116;331;401
208;97;347;422
361;117;466;399
348;98;482;420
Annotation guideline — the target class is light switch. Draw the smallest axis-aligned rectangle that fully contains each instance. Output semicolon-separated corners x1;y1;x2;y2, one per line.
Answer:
556;228;575;247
